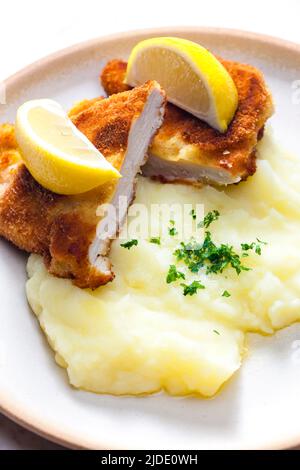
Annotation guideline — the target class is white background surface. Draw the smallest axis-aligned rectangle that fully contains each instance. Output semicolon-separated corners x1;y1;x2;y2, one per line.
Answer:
1;0;300;450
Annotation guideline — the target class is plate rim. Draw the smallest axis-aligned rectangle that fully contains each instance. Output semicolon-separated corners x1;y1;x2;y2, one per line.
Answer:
1;25;300;450
4;25;300;90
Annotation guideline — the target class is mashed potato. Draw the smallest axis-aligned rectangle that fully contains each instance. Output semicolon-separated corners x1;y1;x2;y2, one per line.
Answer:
26;133;300;397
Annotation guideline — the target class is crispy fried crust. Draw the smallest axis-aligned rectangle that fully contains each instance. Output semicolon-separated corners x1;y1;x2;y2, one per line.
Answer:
68;97;104;118
0;82;164;288
100;58;273;180
101;60;129;96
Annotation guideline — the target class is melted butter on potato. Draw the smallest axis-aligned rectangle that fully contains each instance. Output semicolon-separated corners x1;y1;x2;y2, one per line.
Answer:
26;133;300;397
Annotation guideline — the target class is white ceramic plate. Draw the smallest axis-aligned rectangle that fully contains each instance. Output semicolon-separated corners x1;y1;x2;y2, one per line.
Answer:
1;27;300;450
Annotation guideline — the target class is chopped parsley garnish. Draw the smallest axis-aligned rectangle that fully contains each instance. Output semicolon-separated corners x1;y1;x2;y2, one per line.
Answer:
180;280;205;296
169;227;178;236
149;237;161;245
240;242;255;251
168;220;178;236
169;211;267;296
166;265;185;284
213;329;220;335
120;239;138;250
222;290;231;297
256;238;267;245
197;210;220;229
174;231;250;276
255;245;262;255
190;209;197;220
241;238;267;256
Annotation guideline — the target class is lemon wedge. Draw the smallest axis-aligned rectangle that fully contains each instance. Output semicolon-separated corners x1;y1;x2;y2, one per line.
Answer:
15;99;120;195
126;37;238;132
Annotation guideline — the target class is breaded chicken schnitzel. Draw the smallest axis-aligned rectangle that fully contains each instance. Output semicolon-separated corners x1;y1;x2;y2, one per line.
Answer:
0;81;166;288
101;58;274;185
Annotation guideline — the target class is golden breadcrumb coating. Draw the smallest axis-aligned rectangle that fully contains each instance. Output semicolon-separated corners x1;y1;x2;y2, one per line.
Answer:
68;97;104;118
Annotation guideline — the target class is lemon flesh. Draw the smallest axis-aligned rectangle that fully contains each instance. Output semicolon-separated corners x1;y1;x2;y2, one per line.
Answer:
126;37;238;133
15;99;120;195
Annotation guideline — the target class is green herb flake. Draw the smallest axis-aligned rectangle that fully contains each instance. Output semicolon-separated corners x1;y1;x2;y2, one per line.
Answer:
222;290;231;297
174;230;250;277
197;210;220;229
168;220;178;236
169;227;178;236
241;242;255;251
213;329;220;335
255;245;262;255
190;209;197;220
241;238;267;257
166;265;185;284
180;280;205;296
120;239;138;250
257;238;267;245
149;237;161;245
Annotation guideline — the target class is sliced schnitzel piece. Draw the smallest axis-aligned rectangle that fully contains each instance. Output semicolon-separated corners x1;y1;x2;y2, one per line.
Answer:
101;58;274;185
0;81;166;288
